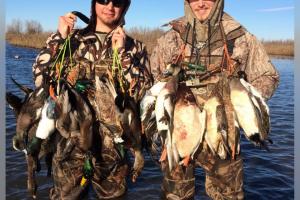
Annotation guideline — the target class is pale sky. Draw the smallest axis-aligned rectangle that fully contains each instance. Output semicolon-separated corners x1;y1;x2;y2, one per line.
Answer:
6;0;294;40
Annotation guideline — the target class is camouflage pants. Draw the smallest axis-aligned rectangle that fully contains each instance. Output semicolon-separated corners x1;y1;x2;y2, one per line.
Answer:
49;137;128;200
204;156;244;200
161;162;195;200
161;155;244;200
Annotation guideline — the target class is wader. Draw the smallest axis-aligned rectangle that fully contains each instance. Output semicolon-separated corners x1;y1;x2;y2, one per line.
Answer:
158;19;247;199
49;128;128;200
161;152;244;200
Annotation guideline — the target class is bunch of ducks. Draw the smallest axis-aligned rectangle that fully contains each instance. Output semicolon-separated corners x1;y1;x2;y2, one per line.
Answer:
140;65;272;172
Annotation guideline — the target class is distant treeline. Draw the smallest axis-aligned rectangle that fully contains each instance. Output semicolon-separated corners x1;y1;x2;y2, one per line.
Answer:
6;19;294;57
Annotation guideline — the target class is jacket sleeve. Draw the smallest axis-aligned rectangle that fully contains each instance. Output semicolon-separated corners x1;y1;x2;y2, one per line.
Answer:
240;32;280;100
150;30;184;82
32;32;66;88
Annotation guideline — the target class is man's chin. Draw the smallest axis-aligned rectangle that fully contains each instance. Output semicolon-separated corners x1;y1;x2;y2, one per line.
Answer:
195;14;209;22
102;19;119;26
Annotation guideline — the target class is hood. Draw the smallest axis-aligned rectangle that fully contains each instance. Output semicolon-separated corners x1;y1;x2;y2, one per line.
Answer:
83;0;131;33
184;0;224;43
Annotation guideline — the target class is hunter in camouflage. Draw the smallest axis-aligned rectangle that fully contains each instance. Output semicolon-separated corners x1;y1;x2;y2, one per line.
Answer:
32;0;152;199
150;0;279;199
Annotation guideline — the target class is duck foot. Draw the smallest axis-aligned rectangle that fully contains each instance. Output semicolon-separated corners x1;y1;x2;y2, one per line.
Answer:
159;146;167;162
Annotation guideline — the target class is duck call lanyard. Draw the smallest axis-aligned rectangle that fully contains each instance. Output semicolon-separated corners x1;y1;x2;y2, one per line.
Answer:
184;19;234;76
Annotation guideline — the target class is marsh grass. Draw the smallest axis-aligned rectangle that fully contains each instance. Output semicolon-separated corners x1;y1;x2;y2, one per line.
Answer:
6;29;294;57
6;32;51;49
261;40;294;57
126;27;165;54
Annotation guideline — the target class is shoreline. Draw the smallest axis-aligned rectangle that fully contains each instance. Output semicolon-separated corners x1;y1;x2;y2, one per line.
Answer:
7;42;294;60
269;55;294;59
6;32;294;58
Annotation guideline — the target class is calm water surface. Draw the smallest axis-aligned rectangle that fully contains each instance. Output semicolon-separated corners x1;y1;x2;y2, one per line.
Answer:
6;44;294;199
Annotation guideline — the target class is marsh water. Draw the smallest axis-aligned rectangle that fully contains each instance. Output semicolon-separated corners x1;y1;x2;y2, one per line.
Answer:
6;43;294;199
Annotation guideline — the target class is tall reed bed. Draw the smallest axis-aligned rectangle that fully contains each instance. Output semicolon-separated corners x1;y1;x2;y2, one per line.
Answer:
261;40;294;57
6;32;51;49
6;28;294;57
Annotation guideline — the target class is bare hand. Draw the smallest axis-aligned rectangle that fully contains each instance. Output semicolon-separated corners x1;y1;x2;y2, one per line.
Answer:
58;12;77;39
112;27;126;51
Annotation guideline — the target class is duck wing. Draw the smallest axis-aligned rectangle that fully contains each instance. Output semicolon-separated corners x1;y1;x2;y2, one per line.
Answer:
230;78;271;148
240;79;270;139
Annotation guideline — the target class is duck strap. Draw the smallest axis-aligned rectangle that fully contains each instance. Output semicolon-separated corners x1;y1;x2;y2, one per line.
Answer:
51;11;90;87
174;23;192;66
219;24;235;76
112;47;128;94
49;35;76;96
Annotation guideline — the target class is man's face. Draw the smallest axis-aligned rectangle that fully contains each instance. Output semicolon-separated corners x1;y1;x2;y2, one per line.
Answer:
95;1;124;26
188;0;216;22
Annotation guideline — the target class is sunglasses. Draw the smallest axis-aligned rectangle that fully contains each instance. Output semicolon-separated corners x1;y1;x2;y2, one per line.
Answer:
95;0;126;8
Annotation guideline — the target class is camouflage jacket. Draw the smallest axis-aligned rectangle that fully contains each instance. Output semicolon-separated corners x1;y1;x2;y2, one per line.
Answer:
32;29;153;143
150;13;279;100
33;29;153;101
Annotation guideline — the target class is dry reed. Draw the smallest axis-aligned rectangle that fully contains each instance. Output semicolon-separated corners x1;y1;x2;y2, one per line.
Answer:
126;27;165;54
6;29;294;57
6;32;51;49
261;40;294;57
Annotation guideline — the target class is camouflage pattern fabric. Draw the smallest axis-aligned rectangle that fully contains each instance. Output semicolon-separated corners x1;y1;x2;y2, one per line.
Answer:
32;26;152;199
49;128;129;200
150;13;279;100
150;12;279;200
161;162;195;200
204;156;244;200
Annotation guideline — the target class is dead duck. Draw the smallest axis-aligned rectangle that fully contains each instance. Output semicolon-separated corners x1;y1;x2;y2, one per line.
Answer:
6;78;55;199
139;82;167;161
139;63;181;138
139;63;188;171
172;84;206;168
229;71;271;149
140;81;166;132
35;97;56;140
155;76;178;171
55;80;94;154
151;64;181;137
98;75;144;182
203;94;230;160
153;64;182;171
7;78;46;153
